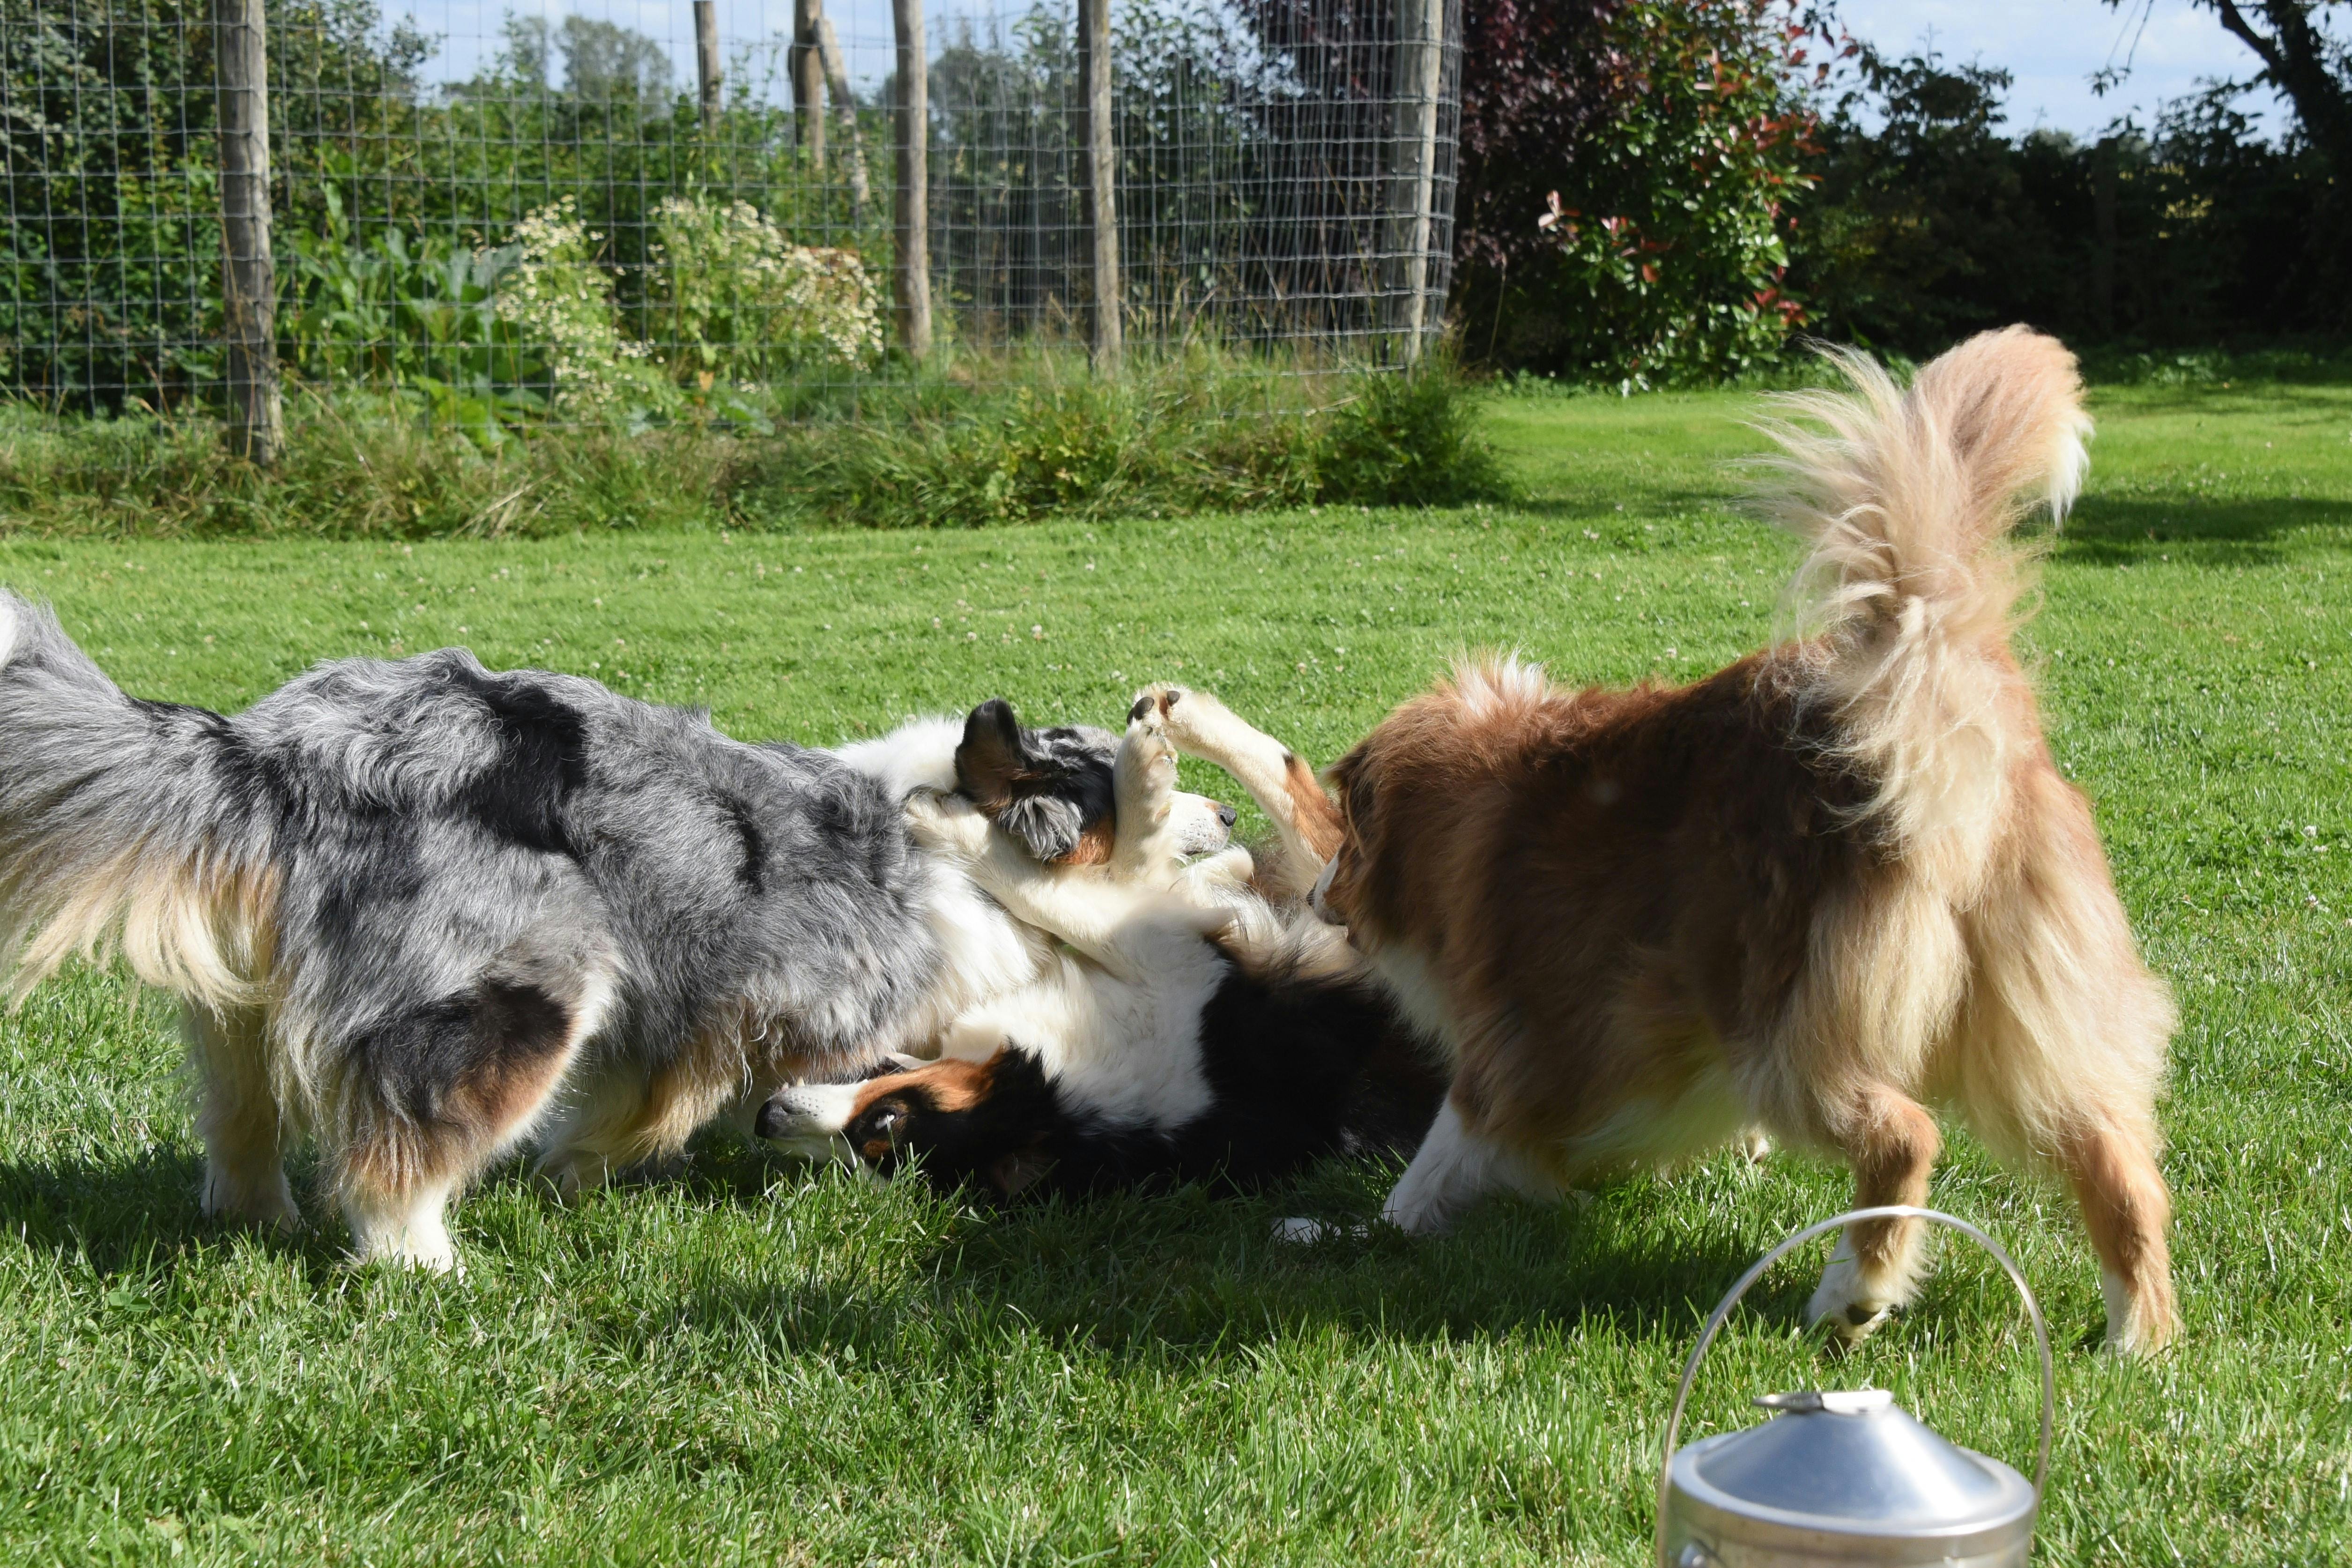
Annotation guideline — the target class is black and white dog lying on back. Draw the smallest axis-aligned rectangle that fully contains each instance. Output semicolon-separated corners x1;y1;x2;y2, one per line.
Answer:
755;688;1447;1198
0;591;1232;1271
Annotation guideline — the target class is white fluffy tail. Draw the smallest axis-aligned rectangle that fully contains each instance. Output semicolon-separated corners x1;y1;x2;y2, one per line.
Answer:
1755;328;2091;882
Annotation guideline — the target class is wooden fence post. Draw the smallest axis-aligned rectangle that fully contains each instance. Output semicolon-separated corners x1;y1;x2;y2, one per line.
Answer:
892;0;931;361
1078;0;1122;371
695;0;723;130
792;0;825;167
1383;0;1444;362
815;10;872;225
214;0;280;464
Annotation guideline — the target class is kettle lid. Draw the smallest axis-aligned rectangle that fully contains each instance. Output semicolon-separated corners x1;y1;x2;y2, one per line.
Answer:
1671;1390;2036;1543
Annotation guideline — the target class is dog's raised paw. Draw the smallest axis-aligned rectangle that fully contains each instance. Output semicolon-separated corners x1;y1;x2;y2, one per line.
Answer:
1129;684;1186;726
903;788;991;860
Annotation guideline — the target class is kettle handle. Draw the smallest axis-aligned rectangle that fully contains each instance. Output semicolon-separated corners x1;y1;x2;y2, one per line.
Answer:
1654;1205;2055;1568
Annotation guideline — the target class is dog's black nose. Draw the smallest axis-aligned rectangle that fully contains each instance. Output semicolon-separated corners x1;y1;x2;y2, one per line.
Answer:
1217;802;1238;828
754;1098;790;1140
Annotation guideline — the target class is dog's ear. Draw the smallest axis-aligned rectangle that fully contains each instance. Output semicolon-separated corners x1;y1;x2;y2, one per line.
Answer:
987;1140;1055;1199
1327;748;1375;832
995;793;1085;862
956;699;1026;805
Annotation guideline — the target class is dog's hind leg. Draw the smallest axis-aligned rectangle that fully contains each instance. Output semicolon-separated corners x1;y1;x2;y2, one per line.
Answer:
334;954;616;1273
1805;1084;1943;1347
187;1003;299;1231
2055;1121;2177;1354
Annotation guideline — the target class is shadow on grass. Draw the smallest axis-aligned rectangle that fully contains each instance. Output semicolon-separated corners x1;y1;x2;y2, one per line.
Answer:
2059;495;2352;567
0;1145;358;1287
670;1160;1823;1367
1;1135;1838;1360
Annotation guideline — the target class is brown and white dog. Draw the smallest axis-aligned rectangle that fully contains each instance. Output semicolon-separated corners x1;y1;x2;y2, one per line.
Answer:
1311;329;2180;1354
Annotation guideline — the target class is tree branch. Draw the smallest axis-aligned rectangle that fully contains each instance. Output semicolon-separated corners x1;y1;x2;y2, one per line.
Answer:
2210;0;2286;76
2204;0;2352;171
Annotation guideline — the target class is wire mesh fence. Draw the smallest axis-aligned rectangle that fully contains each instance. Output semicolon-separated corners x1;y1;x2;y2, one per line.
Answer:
1;0;1458;446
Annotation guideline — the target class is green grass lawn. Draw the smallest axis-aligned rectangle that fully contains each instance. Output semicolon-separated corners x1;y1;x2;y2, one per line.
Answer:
2;379;2348;1565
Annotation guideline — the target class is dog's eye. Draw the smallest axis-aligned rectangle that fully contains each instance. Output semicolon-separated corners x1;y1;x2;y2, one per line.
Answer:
868;1106;904;1135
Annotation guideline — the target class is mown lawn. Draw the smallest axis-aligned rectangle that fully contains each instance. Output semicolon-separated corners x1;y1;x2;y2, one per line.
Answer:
1;379;2347;1565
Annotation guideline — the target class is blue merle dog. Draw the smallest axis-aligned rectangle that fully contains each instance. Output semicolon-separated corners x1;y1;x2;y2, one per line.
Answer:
0;593;1171;1271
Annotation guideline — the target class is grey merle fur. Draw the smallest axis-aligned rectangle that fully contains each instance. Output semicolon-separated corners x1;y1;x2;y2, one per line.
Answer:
0;591;1110;1267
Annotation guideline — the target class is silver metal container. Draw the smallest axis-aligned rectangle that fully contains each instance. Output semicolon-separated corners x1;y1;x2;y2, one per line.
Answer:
1656;1206;2054;1568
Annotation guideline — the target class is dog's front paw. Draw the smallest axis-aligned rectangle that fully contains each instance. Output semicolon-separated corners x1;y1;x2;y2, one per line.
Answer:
1148;684;1241;754
1117;710;1179;800
1128;684;1186;727
905;788;991;862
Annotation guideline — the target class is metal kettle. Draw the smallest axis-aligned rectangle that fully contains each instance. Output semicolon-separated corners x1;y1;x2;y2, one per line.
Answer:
1656;1206;2054;1567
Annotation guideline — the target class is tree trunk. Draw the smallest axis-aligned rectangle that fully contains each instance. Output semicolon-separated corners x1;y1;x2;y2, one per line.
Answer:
695;1;723;129
793;0;826;168
815;11;872;225
214;0;280;465
892;0;932;361
1384;0;1445;362
1078;0;1122;371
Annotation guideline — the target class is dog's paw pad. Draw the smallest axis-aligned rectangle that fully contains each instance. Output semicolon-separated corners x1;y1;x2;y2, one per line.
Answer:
1129;684;1185;725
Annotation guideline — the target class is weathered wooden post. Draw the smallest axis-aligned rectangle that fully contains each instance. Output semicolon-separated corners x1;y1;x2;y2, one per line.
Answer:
214;0;281;464
694;0;723;129
1383;0;1444;362
892;0;932;360
792;0;826;168
1077;0;1121;371
815;10;872;224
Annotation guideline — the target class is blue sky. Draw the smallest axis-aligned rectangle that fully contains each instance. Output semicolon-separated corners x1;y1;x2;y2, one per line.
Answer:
415;0;2289;143
1835;0;2285;139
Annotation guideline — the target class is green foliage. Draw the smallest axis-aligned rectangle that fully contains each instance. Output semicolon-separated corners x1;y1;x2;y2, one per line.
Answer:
731;353;1505;528
281;189;544;446
0;353;1504;536
1315;358;1511;507
1787;55;2351;354
649;195;886;392
0;392;735;537
1511;0;1817;387
0;0;436;408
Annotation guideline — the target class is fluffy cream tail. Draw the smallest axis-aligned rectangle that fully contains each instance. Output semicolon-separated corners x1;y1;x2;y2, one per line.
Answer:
0;592;274;1011
1756;327;2091;881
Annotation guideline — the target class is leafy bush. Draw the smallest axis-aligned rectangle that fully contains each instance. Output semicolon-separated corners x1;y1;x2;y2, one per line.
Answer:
495;198;673;421
0;352;1504;536
0;391;735;536
1786;54;2352;354
1315;358;1508;506
1455;0;1822;386
649;195;884;389
281;189;542;445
